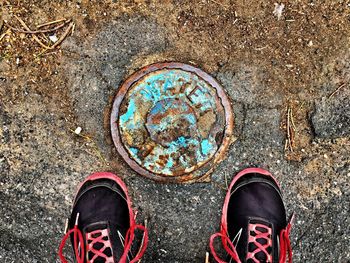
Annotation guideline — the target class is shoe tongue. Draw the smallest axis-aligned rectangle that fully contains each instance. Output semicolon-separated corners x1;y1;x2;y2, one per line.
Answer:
84;221;109;233
246;219;273;262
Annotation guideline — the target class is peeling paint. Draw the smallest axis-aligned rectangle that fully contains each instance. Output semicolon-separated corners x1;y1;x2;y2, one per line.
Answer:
111;62;234;183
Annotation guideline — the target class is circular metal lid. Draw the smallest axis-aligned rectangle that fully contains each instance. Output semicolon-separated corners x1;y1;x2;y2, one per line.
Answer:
111;62;233;183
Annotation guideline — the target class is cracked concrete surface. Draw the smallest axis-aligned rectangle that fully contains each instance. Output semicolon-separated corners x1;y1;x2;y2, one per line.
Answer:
1;2;350;262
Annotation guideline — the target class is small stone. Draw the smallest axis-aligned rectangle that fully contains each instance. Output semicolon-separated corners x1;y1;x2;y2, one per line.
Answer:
74;127;82;135
49;35;58;43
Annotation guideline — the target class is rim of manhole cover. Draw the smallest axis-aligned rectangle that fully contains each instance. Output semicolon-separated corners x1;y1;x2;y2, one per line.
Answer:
111;62;233;183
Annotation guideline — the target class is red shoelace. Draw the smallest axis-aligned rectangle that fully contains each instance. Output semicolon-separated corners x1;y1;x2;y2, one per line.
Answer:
58;213;148;263
209;220;293;263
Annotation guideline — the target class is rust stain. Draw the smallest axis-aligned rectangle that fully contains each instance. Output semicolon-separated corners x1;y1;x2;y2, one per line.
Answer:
110;62;234;183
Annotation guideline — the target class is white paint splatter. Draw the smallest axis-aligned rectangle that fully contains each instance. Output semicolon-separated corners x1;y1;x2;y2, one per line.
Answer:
74;127;82;135
273;3;285;20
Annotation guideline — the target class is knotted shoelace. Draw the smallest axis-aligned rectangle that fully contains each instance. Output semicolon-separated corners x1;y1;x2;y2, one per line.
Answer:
58;213;148;263
209;222;292;263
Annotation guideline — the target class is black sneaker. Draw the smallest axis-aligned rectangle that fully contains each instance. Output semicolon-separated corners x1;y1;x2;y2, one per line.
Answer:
210;168;293;263
58;172;148;263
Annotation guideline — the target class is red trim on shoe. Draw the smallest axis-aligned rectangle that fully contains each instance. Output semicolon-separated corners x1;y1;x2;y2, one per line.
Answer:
210;232;241;263
59;213;85;263
58;172;148;263
279;214;294;263
75;172;136;229
209;168;293;263
221;168;278;242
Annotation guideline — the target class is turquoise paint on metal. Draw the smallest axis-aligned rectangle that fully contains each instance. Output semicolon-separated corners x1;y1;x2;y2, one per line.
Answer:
111;62;234;183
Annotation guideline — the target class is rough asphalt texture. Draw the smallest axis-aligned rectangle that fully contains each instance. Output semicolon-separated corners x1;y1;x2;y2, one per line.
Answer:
1;12;350;263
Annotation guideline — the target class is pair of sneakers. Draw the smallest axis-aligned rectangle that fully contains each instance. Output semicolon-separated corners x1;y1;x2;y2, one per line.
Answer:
58;168;293;263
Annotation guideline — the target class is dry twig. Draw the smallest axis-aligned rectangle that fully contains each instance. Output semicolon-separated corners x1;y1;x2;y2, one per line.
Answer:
210;0;229;9
8;16;74;51
329;83;346;99
285;104;296;152
5;20;69;34
69;129;108;166
37;18;67;28
0;28;10;43
212;180;227;191
224;172;228;190
40;50;59;57
14;15;52;49
51;21;74;49
255;45;268;51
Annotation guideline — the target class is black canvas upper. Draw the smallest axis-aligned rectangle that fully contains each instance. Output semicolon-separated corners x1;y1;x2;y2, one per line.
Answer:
227;173;287;263
69;179;130;263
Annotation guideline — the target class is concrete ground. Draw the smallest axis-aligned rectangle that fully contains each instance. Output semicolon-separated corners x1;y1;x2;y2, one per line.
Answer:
0;1;349;262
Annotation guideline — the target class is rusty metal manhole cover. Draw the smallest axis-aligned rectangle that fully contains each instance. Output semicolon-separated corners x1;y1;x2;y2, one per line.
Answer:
111;62;233;183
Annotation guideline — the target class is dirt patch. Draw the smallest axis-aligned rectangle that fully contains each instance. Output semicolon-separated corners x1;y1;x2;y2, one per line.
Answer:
1;1;349;262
